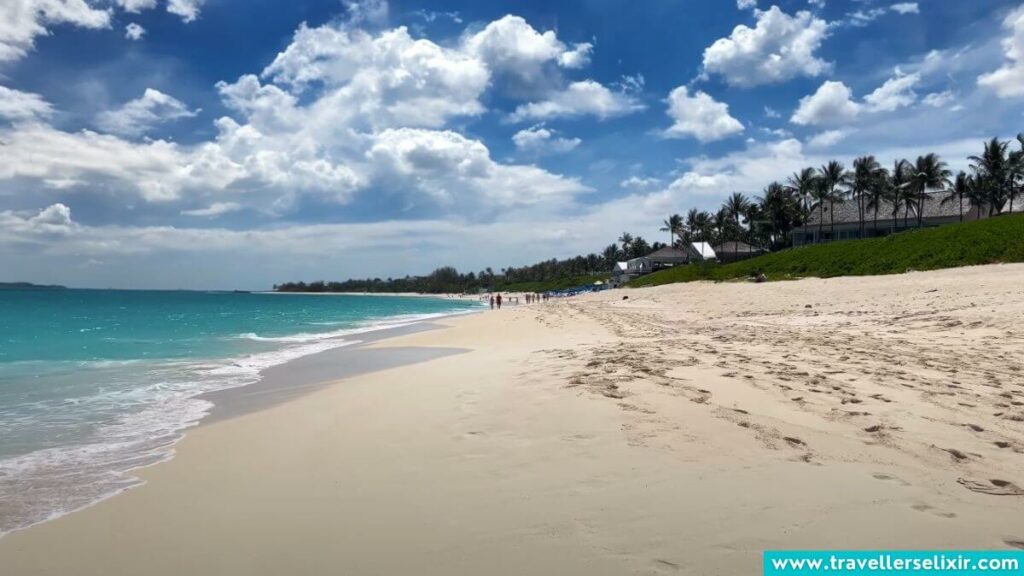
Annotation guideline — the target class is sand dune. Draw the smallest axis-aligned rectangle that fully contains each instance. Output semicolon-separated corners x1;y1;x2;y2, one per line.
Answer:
2;264;1023;575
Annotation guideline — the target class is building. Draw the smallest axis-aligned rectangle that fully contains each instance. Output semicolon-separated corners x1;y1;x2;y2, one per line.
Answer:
791;193;988;246
713;241;764;263
611;244;717;286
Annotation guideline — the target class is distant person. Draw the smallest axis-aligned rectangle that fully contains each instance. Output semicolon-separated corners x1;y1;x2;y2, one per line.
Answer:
489;295;495;310
496;293;502;310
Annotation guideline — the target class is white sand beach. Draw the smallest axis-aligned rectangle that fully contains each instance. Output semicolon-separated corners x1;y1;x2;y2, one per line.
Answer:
2;265;1023;575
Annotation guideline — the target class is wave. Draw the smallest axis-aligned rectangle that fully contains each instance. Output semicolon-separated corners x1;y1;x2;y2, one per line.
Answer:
0;307;477;538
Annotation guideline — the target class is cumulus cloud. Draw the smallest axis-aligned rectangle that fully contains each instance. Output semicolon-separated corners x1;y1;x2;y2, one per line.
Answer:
806;129;848;149
125;22;145;40
978;6;1024;99
702;6;830;87
512;125;581;154
863;72;920;112
922;90;957;108
167;0;204;22
736;0;757;10
663;86;744;142
95;88;200;137
0;85;54;121
461;15;591;88
890;3;919;15
791;81;860;126
0;0;111;62
116;0;158;12
508;80;643;122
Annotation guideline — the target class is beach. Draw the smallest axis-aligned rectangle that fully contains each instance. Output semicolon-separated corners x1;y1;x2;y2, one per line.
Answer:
2;264;1023;575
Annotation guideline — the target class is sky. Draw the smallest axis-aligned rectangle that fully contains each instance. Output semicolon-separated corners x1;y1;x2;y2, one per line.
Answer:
1;0;1023;289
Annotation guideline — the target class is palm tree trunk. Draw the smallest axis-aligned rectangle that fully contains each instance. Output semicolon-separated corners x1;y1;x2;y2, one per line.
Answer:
959;194;963;223
817;206;824;243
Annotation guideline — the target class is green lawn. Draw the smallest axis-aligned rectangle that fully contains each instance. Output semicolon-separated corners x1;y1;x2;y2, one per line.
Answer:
628;213;1024;288
497;274;610;293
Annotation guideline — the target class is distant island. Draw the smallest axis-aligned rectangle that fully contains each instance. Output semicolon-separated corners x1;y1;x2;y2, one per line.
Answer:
0;282;68;291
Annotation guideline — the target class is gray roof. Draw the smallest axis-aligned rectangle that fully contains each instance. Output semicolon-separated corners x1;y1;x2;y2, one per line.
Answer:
646;246;691;261
713;241;762;254
803;192;985;226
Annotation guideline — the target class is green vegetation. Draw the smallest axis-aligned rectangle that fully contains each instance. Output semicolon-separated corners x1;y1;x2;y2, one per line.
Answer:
628;214;1024;288
496;274;609;293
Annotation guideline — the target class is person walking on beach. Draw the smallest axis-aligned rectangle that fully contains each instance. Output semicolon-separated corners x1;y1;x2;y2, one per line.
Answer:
489;295;495;310
496;293;502;310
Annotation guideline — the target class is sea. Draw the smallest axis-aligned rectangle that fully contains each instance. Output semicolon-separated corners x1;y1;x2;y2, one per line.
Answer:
0;289;481;536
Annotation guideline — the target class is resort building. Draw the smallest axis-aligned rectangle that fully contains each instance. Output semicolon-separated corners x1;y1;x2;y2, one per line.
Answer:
713;241;764;263
790;193;988;246
611;244;717;286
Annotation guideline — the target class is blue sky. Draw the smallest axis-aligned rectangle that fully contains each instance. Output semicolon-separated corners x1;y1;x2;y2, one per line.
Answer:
1;0;1022;289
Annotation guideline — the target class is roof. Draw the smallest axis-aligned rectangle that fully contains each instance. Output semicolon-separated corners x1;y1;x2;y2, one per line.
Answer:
714;241;762;254
646;246;691;261
690;242;716;259
803;192;986;226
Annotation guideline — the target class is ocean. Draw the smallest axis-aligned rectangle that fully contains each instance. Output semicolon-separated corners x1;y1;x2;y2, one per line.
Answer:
0;289;481;536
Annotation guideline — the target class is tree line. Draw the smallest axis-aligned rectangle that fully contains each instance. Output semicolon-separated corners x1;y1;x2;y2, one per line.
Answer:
276;134;1023;294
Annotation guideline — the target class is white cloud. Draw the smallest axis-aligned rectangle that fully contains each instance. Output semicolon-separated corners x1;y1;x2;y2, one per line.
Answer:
125;22;145;40
167;0;204;22
791;81;860;125
922;90;956;108
978;6;1024;99
512;125;581;154
508;80;643;122
890;3;919;15
662;86;744;142
461;15;589;82
180;202;243;217
702;6;830;87
620;176;662;190
367;128;587;208
95;88;200;137
0;85;53;121
863;72;920;111
737;0;757;10
0;0;111;62
116;0;157;12
260;25;489;130
806;129;848;149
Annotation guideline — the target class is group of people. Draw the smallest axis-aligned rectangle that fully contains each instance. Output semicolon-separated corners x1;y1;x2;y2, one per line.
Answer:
487;292;549;310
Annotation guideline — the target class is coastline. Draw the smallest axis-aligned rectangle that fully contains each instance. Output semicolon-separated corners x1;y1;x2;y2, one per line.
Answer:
2;264;1023;574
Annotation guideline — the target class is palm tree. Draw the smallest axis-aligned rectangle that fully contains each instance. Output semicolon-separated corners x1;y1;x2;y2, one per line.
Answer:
909;153;952;227
617;232;633;255
786;167;817;220
818;160;850;240
1008;133;1024;214
660;214;684;247
864;163;890;236
602;243;621;266
887;159;913;230
851;156;882;238
969;137;1010;216
809;177;830;243
724;192;751;233
942;171;971;222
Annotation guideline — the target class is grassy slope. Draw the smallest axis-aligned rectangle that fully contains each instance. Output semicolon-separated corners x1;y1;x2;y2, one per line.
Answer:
629;213;1024;288
497;274;610;293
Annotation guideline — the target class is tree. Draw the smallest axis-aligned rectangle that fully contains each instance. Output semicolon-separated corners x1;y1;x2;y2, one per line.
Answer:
809;177;830;243
618;232;634;256
660;214;684;246
969;137;1010;216
851;156;883;238
942;171;972;223
786;167;817;221
724;192;751;233
908;153;951;227
818;160;850;240
864;163;890;236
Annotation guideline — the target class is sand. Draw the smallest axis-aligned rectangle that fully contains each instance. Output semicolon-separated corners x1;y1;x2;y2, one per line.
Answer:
2;264;1023;575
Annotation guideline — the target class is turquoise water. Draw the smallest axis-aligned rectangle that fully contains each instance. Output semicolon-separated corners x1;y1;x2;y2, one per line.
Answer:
0;289;480;535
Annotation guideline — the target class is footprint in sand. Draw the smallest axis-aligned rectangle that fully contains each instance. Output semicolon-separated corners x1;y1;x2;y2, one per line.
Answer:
911;504;957;519
958;478;1024;496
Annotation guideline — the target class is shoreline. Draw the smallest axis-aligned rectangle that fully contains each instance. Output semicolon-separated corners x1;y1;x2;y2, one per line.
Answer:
2;265;1023;574
0;308;482;540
